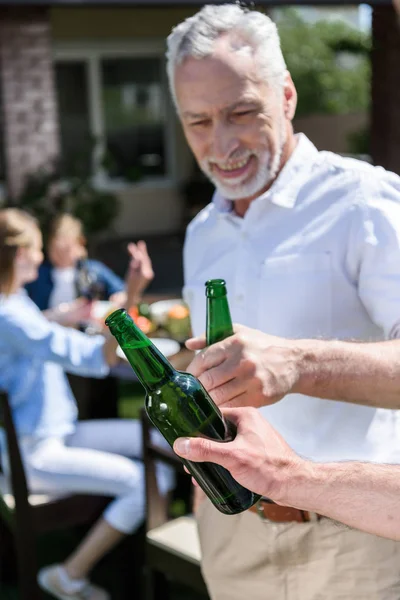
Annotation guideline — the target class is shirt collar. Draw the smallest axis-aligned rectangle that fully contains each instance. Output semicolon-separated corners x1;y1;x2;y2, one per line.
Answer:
212;133;320;213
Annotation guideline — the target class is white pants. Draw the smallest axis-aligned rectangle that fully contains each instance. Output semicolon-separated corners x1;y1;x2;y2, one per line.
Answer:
15;420;173;534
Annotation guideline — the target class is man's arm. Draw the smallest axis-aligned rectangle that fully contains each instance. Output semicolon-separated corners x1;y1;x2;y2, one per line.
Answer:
185;325;400;410
174;407;400;540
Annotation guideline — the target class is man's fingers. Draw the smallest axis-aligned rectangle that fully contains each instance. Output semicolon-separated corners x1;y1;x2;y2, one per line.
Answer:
174;437;233;467
186;344;227;378
201;372;248;406
185;335;206;351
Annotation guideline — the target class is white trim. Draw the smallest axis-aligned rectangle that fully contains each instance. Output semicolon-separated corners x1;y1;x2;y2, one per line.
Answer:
53;39;166;60
52;39;175;189
87;55;105;175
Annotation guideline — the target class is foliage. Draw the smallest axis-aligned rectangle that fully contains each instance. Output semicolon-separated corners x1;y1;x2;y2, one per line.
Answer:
277;9;371;117
347;125;370;155
7;141;120;240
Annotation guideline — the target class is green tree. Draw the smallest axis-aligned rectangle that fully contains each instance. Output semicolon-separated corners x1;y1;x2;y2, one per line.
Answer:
277;9;371;117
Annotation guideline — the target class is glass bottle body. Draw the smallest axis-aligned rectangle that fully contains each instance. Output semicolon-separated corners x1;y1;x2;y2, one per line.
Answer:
145;369;258;514
106;309;259;514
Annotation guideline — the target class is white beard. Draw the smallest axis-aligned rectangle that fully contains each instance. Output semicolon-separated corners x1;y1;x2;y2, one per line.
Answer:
200;121;287;201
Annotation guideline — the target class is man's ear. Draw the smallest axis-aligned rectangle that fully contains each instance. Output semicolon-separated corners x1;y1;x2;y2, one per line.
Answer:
283;71;297;122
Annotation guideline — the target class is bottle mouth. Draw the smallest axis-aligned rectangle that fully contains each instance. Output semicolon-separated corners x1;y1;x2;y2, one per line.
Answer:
105;308;131;334
205;279;227;298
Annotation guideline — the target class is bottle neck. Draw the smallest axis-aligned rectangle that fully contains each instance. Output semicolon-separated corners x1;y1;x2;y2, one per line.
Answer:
107;310;176;392
122;339;176;392
206;295;234;345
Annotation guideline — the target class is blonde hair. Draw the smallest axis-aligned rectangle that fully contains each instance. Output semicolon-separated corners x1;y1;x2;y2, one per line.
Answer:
47;213;87;259
0;209;39;295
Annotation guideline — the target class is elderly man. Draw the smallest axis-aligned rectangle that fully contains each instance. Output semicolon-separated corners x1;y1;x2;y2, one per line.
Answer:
166;4;400;600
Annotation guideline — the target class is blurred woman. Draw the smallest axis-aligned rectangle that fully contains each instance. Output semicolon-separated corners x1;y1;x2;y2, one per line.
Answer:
26;213;127;314
26;213;154;419
0;209;172;600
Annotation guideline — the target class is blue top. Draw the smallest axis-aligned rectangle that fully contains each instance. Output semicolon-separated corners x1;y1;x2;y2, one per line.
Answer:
26;259;125;310
0;291;109;439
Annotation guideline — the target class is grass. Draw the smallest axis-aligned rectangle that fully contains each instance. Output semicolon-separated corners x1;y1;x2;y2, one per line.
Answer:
118;380;146;419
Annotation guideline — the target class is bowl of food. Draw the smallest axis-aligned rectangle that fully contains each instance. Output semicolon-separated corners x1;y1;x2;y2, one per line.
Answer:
149;299;185;326
127;305;156;335
149;299;191;341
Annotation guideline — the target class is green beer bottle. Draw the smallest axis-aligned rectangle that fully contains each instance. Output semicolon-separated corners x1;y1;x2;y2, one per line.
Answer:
206;278;234;345
106;308;260;514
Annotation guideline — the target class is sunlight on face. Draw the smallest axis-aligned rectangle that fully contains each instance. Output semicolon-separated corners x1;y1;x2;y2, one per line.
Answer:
16;229;44;286
176;43;289;202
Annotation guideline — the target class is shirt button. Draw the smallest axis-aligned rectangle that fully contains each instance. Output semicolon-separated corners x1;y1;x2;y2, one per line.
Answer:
240;231;248;240
235;294;244;304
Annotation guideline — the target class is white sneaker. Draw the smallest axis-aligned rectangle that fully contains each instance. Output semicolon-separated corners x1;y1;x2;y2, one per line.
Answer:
38;564;110;600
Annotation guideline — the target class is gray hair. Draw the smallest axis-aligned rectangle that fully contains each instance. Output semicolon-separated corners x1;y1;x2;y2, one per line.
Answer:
166;3;287;109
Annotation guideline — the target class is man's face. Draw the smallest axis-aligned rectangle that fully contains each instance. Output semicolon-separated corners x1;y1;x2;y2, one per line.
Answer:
175;39;293;201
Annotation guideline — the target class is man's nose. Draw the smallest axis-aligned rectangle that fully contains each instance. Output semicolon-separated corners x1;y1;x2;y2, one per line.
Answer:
211;121;239;162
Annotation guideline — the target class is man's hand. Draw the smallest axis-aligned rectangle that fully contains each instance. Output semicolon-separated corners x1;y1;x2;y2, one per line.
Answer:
44;298;92;327
174;407;302;504
185;324;302;409
125;240;154;306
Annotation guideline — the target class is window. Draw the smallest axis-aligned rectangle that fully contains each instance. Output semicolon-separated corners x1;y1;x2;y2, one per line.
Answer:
55;61;91;176
54;43;173;185
102;58;166;179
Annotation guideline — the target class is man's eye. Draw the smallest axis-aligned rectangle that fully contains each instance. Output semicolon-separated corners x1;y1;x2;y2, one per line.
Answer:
190;120;209;128
233;110;254;118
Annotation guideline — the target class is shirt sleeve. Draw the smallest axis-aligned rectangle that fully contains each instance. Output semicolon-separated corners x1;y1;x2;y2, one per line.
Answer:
348;170;400;339
93;261;125;297
0;301;109;378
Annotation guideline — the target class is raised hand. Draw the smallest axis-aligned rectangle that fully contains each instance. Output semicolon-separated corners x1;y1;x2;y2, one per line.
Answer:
125;240;155;306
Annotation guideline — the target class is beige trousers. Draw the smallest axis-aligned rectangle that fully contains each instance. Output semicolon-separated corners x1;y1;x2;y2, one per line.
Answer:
197;499;400;600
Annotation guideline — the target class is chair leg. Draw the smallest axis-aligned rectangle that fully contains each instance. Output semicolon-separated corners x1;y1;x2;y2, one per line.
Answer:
14;533;42;600
143;567;170;600
0;520;17;584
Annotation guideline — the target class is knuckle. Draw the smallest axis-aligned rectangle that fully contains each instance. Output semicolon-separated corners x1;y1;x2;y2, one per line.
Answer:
240;357;257;376
199;370;215;391
235;448;250;470
233;333;245;348
210;386;225;406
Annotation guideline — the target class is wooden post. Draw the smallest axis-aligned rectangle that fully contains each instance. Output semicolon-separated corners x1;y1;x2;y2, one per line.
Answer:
370;5;400;174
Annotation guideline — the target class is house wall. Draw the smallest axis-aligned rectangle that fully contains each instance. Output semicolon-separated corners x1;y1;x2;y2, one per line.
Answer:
50;7;197;40
50;6;197;238
0;7;60;200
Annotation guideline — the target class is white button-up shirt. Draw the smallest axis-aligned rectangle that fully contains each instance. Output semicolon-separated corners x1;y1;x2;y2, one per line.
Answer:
183;134;400;463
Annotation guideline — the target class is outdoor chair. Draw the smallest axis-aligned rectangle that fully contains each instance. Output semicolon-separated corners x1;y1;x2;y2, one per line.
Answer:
0;390;110;600
141;408;209;600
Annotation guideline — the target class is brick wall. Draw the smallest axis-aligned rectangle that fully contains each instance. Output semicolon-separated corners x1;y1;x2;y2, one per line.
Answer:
0;7;60;200
371;6;400;175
